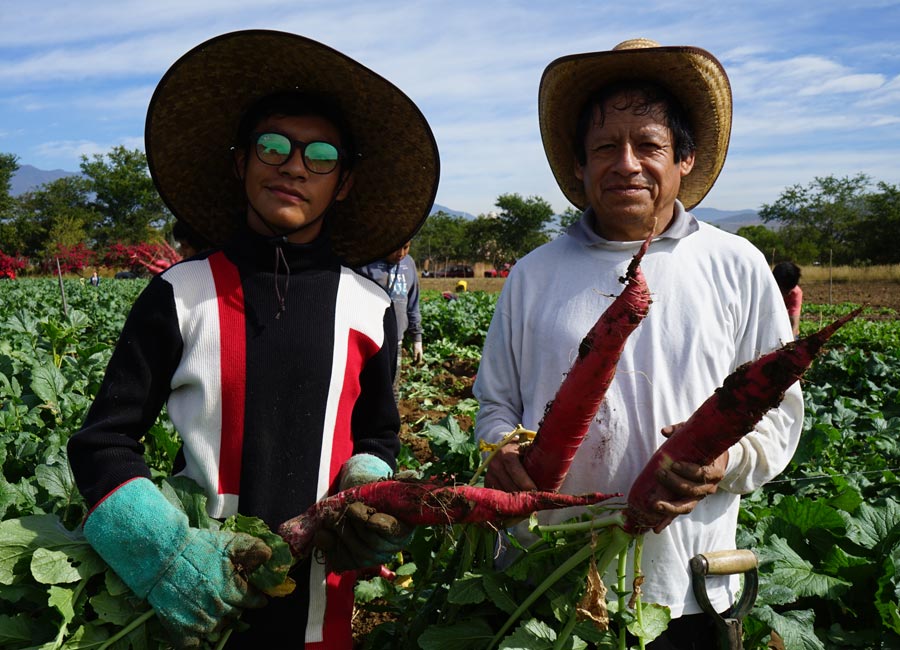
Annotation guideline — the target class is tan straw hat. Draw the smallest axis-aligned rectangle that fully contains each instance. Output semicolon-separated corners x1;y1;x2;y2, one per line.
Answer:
145;30;440;266
539;38;732;211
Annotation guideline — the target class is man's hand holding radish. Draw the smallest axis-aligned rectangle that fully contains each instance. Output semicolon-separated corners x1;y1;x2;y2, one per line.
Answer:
484;443;538;493
644;423;729;534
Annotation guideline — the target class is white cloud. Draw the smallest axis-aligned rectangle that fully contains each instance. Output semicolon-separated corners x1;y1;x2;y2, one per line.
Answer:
33;140;110;162
798;73;885;96
2;1;898;217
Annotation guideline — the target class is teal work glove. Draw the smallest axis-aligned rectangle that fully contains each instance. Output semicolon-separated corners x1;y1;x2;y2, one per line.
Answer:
314;454;413;572
338;453;394;491
83;478;271;648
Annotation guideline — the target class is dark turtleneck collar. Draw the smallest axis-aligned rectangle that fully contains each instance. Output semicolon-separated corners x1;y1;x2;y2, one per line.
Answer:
223;225;342;273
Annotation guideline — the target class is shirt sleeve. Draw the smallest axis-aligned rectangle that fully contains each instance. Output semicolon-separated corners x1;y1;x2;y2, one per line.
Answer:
406;258;423;342
349;306;401;469
719;260;804;494
473;274;525;446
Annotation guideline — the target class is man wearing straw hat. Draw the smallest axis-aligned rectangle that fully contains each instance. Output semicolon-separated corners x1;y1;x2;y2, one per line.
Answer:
475;39;802;647
68;30;438;648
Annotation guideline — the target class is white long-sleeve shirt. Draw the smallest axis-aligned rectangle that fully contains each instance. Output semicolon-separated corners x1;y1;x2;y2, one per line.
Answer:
474;202;803;618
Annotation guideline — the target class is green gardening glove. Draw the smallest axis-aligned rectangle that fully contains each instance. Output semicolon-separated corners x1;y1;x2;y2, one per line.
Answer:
83;478;271;648
314;454;413;572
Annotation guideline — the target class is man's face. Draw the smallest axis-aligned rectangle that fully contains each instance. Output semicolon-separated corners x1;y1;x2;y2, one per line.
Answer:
386;241;411;264
574;95;694;241
234;114;353;243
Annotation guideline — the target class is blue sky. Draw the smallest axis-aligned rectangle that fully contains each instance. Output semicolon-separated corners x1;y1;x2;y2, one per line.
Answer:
1;0;898;216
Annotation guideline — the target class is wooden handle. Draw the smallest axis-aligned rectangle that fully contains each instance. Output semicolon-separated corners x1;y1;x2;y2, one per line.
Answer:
692;549;758;576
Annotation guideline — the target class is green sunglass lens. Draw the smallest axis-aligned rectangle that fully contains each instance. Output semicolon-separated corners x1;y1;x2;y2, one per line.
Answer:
304;141;340;173
256;133;291;163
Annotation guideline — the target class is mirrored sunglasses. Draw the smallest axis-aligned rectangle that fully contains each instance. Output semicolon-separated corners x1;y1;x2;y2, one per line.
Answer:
253;132;342;174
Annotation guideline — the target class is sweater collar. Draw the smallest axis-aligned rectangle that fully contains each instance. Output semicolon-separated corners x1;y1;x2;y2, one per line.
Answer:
225;225;340;272
567;200;699;250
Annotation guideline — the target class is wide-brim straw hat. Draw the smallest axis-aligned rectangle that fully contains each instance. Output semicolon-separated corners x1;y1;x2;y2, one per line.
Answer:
539;38;731;211
145;30;439;266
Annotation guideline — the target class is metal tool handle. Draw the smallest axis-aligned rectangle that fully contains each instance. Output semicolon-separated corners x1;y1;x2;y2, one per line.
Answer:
691;549;758;576
690;550;759;650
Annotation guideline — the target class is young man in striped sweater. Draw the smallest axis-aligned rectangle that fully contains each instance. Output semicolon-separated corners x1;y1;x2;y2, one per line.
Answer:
67;30;439;649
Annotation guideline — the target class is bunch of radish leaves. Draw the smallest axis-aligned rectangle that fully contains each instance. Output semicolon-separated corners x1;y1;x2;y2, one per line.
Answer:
0;475;292;649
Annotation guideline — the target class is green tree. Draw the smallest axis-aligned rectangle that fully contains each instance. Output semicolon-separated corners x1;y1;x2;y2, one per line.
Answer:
8;176;98;259
80;146;171;247
0;153;19;217
493;193;554;263
0;153;20;248
554;206;582;236
462;216;503;268
759;174;870;265
855;181;900;264
411;211;469;270
735;225;783;264
734;224;821;266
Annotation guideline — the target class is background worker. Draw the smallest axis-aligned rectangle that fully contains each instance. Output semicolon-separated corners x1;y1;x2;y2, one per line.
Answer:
172;220;212;259
357;240;424;400
773;260;803;338
68;29;439;649
474;39;802;649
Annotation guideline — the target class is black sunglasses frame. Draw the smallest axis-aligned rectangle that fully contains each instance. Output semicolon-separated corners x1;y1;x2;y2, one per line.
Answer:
251;131;345;175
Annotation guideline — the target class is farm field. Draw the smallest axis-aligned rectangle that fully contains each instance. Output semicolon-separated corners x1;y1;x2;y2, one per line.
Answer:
424;277;900;314
0;277;898;649
802;281;900;316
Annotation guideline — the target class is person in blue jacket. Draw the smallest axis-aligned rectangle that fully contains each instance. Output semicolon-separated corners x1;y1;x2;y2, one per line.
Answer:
67;30;439;649
357;240;424;400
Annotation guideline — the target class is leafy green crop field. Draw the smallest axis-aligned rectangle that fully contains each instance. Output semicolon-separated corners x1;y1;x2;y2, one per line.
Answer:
1;280;898;649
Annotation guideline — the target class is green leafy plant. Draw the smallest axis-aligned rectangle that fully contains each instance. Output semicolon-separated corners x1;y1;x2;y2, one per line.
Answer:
0;476;292;649
3;280;900;649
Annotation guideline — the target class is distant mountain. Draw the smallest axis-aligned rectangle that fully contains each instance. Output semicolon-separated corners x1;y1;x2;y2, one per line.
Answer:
430;203;476;220
692;207;763;233
9;164;81;195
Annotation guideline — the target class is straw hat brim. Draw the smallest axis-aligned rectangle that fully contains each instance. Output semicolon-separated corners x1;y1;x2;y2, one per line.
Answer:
539;43;732;211
145;30;439;266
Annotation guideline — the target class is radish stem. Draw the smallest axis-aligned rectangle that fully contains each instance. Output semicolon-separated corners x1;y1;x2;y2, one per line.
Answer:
537;512;626;535
98;609;155;649
488;540;596;648
617;542;629;650
552;603;581;650
633;535;646;650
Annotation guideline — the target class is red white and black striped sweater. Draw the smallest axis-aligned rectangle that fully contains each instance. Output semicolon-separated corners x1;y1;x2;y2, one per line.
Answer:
68;228;400;648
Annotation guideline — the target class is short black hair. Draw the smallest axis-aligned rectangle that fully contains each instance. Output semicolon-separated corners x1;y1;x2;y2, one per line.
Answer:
234;91;357;169
574;81;695;165
772;261;801;292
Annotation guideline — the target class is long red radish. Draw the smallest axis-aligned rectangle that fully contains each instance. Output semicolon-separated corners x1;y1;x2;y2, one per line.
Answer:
624;306;863;533
278;480;619;559
520;231;653;491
